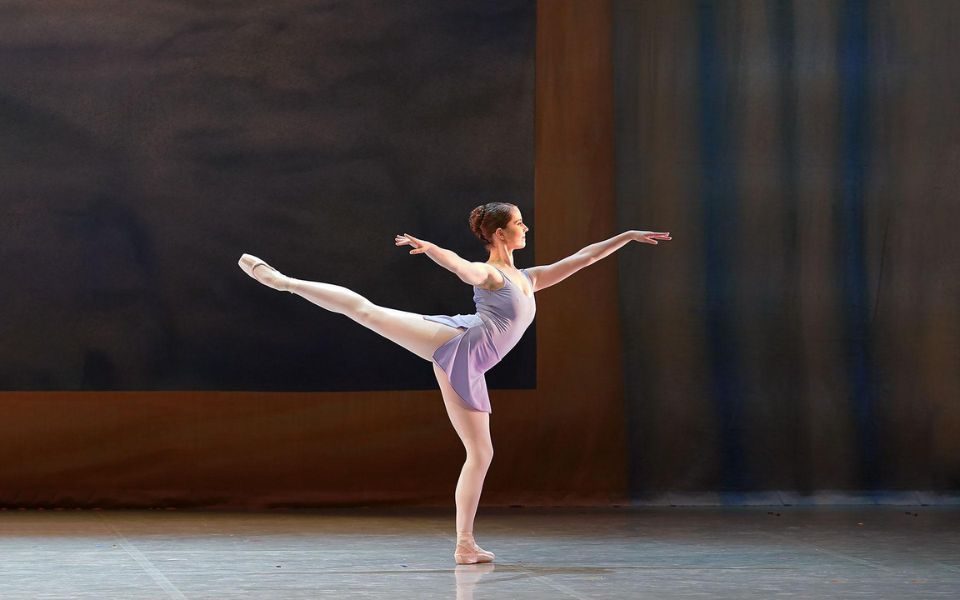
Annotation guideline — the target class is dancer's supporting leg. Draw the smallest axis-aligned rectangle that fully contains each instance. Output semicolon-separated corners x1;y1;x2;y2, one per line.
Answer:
240;254;491;562
239;254;460;361
434;363;495;564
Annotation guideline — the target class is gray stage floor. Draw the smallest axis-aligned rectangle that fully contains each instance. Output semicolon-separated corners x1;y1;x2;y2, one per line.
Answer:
0;506;957;599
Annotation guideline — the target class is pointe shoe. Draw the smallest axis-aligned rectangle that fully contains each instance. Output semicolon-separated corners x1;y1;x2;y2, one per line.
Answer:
454;541;495;565
238;254;287;290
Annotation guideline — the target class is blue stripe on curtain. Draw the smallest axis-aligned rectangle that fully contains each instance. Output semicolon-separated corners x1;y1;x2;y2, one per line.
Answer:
698;0;747;495
838;0;879;489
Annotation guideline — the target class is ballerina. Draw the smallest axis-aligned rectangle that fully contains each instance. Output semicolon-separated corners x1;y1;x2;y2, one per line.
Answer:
239;201;670;564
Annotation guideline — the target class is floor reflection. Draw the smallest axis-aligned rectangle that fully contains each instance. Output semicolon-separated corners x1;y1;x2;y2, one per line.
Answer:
454;563;495;600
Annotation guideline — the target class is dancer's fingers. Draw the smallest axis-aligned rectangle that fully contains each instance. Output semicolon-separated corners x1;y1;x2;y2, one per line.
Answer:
641;232;671;242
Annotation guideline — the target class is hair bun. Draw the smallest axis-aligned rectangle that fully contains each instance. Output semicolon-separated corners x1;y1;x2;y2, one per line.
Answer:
469;204;489;243
468;202;515;249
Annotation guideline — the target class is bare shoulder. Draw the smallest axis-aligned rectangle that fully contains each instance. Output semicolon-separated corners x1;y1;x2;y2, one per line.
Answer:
522;265;540;282
471;262;501;289
521;266;539;292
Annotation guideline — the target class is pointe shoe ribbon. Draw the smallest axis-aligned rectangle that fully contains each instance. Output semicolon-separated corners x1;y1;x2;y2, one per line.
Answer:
454;541;495;565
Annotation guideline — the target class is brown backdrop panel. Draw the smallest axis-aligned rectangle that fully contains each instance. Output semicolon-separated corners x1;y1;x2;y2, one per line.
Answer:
0;0;623;508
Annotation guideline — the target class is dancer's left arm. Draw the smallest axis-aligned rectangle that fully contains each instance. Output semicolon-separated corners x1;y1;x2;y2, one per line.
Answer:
525;230;671;292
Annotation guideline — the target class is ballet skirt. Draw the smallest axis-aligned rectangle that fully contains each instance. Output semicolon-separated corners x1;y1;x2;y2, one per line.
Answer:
423;266;536;412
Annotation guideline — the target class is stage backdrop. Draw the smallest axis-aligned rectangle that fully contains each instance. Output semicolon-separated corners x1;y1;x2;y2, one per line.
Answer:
0;0;535;392
615;0;960;496
0;1;625;508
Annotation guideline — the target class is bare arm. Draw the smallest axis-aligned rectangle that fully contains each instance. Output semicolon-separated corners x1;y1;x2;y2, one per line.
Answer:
395;233;493;286
526;230;671;292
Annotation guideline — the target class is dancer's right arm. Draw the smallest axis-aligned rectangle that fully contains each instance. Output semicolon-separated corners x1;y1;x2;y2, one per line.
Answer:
395;233;492;286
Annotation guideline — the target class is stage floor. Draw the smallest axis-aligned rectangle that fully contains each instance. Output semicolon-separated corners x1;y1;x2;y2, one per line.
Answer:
1;506;957;599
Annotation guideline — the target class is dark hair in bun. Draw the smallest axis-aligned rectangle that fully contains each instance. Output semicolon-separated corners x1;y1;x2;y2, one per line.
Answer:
469;202;516;249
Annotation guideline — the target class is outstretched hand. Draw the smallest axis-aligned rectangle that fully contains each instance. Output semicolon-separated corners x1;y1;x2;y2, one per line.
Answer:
633;231;672;245
395;233;434;255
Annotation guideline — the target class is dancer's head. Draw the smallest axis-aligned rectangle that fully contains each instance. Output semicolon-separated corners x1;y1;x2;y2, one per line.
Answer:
469;203;528;253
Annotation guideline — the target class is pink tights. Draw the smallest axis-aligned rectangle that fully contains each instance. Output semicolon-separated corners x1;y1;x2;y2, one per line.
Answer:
251;263;493;538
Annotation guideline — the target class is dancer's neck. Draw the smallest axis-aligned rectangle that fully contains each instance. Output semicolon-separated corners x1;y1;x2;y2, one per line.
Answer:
486;247;516;269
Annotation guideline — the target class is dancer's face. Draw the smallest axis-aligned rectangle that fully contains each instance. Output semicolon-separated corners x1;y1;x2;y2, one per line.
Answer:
496;208;529;250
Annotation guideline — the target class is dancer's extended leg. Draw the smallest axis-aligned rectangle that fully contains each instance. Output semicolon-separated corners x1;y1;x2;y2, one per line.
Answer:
240;254;492;562
239;254;460;362
433;362;495;564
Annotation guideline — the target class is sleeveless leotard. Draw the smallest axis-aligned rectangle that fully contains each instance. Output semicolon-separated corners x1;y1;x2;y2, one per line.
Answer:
422;266;536;413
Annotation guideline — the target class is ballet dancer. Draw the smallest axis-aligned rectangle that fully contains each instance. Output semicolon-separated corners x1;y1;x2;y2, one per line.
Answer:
238;202;671;564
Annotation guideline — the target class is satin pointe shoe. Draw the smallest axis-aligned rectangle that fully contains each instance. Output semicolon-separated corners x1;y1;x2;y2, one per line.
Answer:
238;254;288;290
454;540;495;565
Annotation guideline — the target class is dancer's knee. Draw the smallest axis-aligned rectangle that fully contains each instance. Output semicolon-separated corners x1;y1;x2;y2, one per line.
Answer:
467;446;493;470
353;299;380;325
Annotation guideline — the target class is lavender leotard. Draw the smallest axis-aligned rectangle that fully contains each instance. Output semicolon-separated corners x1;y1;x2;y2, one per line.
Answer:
423;266;536;413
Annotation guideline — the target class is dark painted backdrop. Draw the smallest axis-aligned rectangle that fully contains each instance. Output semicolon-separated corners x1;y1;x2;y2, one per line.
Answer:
0;1;623;509
0;0;535;391
615;0;959;495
